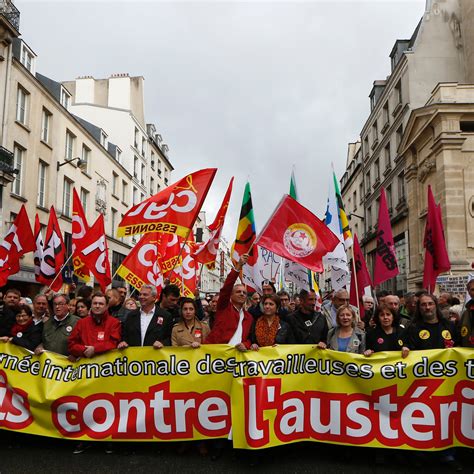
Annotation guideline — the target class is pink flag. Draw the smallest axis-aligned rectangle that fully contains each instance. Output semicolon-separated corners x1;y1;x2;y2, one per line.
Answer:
373;188;399;286
423;185;450;292
349;234;373;316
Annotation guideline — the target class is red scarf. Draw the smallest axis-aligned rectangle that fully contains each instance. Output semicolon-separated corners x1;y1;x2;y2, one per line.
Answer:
11;318;34;336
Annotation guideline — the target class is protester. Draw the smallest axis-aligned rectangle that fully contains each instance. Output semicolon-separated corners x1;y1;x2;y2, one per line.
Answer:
0;289;22;336
124;298;138;311
438;292;452;319
157;284;181;324
287;289;328;345
32;294;49;323
321;288;351;329
249;294;294;349
75;298;91;318
35;294;80;356
68;298;78;317
364;304;408;357
106;287;129;323
119;284;174;349
323;305;365;354
172;297;209;347
0;304;42;351
460;279;474;347
206;254;253;350
76;285;94;301
447;304;462;329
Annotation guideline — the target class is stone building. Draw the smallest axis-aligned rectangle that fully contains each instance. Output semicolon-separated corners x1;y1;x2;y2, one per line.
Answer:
341;0;473;293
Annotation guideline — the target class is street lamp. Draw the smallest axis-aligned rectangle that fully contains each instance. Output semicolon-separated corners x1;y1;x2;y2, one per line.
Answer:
57;157;87;171
348;212;365;221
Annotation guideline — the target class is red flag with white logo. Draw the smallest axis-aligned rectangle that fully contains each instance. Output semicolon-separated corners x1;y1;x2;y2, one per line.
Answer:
33;214;44;282
169;233;197;298
117;168;217;238
254;195;339;273
37;207;65;291
157;233;182;277
423;185;450;292
349;233;373;318
0;205;35;286
75;214;111;291
72;188;90;282
193;177;233;269
116;232;163;293
373;188;399;286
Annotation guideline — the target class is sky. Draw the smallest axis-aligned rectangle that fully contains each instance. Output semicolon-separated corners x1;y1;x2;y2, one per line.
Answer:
17;0;426;242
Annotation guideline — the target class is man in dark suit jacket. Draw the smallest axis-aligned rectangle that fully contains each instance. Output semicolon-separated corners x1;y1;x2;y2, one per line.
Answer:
118;284;175;349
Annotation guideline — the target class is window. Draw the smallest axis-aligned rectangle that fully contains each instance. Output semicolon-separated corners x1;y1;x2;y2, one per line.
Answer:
112;172;118;196
111;208;117;236
100;131;108;148
81;145;90;172
372;121;378;144
65;131;75;160
12;145;23;195
133;187;138;205
359;182;364;204
16;86;28;124
367;206;372;229
395;80;402;105
363;136;369;157
134;156;139;178
157;159;162;174
41;108;51;143
382;102;389;125
60;87;70;109
122;180;128;203
353;190;357;211
20;44;34;72
365;170;371;192
384;143;391;169
80;188;89;213
116;148;121;162
62;178;73;217
134;127;139;148
151;151;155;169
396;125;403;149
386;185;392;211
37;161;47;207
150;176;154;195
141;164;145;185
374;159;380;181
398;172;406;201
141;138;146;157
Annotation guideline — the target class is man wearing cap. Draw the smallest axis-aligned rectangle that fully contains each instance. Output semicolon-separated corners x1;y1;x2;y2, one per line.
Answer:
35;294;79;356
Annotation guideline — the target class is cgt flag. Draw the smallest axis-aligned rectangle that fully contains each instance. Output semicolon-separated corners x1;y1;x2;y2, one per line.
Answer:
0;205;35;286
423;185;450;292
72;189;90;282
37;207;65;291
117;233;163;293
194;177;233;269
33;214;44;282
74;214;111;291
373;187;399;286
117;168;217;238
255;195;339;273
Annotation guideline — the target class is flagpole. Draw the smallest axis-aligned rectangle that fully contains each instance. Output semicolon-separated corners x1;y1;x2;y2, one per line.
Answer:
47;253;74;291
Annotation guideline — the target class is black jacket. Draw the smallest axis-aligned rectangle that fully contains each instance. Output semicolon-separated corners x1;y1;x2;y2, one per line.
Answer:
11;322;43;351
287;309;328;344
121;305;174;346
0;306;16;337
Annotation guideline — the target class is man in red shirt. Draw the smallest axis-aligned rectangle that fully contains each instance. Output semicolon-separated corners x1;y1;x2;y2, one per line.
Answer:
68;292;121;359
205;254;252;348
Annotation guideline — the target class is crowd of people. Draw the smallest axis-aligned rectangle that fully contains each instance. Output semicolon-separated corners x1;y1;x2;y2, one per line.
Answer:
0;254;472;467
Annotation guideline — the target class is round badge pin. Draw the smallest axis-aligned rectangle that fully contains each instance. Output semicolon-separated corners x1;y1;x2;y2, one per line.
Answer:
377;337;384;344
419;330;429;340
66;325;72;333
441;330;451;340
17;332;22;338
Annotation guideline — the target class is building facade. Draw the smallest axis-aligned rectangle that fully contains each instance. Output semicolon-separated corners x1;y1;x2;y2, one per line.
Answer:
341;0;473;293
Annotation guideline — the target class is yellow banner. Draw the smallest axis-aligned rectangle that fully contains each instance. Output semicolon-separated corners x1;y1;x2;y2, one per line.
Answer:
0;343;472;449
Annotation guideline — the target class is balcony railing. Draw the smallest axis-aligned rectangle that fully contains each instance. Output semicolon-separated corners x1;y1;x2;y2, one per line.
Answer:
0;146;15;173
0;1;20;31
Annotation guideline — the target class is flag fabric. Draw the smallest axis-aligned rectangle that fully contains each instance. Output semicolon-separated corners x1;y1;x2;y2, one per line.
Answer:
333;170;353;248
194;177;233;269
72;189;90;282
323;171;350;290
117;168;216;238
255;195;339;273
349;234;373;316
0;205;35;286
33;214;44;282
157;233;182;277
232;182;260;291
37;207;65;291
74;214;111;291
423;185;450;292
373;187;399;286
168;234;197;298
117;232;163;293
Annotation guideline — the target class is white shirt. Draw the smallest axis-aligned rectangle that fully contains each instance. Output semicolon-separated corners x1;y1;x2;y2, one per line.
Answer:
228;306;245;345
140;308;155;346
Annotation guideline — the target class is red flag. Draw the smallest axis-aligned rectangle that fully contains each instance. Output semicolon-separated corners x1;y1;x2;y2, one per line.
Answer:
117;233;163;293
349;234;373;315
255;195;339;273
0;205;35;286
72;189;90;282
194;177;233;269
33;214;44;282
423;185;450;292
117;168;216;238
169;233;197;298
157;233;182;277
373;188;399;286
37;207;65;291
75;214;111;291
